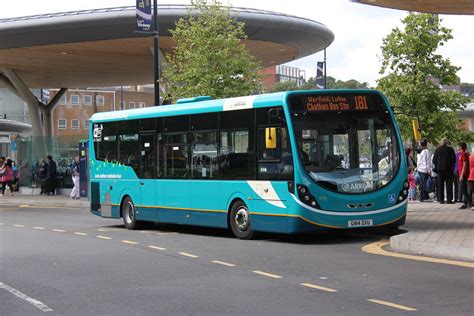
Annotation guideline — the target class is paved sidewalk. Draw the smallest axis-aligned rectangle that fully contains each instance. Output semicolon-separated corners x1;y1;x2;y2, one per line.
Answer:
390;200;474;262
1;194;473;262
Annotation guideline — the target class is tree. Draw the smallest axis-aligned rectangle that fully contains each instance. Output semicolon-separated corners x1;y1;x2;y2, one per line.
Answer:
163;0;262;101
377;13;472;145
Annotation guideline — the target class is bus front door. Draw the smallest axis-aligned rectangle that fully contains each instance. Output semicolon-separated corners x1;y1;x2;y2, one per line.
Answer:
139;133;159;222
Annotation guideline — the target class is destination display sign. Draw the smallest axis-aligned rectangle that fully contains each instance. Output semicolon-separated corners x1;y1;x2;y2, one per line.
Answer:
289;93;385;113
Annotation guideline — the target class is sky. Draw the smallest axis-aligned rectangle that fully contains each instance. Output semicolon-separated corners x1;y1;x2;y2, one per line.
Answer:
1;0;473;86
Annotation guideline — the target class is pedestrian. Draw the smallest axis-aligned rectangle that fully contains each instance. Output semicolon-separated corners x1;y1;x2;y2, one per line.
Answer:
468;151;474;211
453;147;461;202
405;148;417;170
457;142;471;209
1;158;15;196
39;159;49;195
432;138;456;204
416;139;432;202
46;155;57;196
70;156;80;200
0;157;5;194
408;167;417;201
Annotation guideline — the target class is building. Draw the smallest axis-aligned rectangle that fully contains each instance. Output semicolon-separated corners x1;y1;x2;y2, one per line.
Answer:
260;65;306;91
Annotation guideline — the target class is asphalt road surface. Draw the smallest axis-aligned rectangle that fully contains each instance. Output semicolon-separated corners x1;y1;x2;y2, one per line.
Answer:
1;205;473;315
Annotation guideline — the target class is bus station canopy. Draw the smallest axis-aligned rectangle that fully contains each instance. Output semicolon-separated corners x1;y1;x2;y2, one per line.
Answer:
354;0;474;15
0;5;334;89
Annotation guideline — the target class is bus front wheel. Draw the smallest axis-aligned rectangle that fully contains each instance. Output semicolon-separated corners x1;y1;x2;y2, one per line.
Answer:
122;196;142;230
230;200;255;239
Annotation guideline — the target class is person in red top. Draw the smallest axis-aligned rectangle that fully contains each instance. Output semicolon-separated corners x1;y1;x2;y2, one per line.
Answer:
457;142;471;209
1;158;14;196
468;151;474;210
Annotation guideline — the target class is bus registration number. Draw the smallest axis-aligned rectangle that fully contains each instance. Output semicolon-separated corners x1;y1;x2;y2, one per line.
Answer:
348;219;373;227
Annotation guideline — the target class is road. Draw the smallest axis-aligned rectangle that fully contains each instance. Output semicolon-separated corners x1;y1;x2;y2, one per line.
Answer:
1;204;473;315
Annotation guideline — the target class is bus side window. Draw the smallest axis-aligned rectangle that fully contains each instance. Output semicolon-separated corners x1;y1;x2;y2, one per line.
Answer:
191;112;218;180
94;122;118;162
164;115;189;178
219;109;255;180
118;119;139;175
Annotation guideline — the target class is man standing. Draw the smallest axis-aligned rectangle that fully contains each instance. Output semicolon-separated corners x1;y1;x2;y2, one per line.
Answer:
433;138;456;204
70;156;80;200
47;155;57;196
416;139;432;202
457;142;471;209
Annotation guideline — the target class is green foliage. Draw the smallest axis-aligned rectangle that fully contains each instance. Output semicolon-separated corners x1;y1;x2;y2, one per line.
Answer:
163;0;262;101
377;13;473;144
270;76;369;93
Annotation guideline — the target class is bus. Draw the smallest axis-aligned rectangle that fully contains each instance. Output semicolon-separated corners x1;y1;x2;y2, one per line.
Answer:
89;90;408;239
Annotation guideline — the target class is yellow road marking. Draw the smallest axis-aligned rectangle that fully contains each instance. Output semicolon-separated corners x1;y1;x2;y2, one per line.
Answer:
97;235;112;240
300;282;338;293
362;239;474;269
121;240;139;245
212;260;236;267
74;232;87;236
19;205;30;207
367;299;417;311
252;271;282;279
179;252;199;258
148;245;167;251
33;227;46;230
12;224;25;228
52;229;66;233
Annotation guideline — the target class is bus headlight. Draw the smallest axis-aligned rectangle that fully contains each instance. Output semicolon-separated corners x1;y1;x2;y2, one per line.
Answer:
297;184;319;208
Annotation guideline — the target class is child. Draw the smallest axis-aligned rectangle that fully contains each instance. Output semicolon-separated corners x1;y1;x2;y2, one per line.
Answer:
408;167;417;201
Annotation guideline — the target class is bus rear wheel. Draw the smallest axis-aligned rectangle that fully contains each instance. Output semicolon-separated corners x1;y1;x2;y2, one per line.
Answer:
122;196;142;230
230;201;255;239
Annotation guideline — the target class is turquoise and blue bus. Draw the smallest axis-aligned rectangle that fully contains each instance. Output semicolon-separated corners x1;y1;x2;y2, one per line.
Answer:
89;90;408;239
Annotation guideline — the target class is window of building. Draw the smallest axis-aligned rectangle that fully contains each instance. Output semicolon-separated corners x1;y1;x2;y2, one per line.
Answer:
58;119;67;129
139;102;145;108
96;95;105;106
59;94;67;105
129;102;136;109
84;120;89;130
71;95;80;105
83;95;92;105
71;119;80;129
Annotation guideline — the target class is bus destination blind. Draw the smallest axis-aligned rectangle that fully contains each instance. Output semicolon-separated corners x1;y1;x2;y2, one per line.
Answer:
304;95;370;112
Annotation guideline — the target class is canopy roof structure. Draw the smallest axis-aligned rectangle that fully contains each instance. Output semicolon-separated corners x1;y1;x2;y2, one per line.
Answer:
354;0;474;15
0;5;334;89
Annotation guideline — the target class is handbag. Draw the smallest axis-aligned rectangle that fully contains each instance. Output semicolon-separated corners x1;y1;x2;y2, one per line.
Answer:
425;176;435;193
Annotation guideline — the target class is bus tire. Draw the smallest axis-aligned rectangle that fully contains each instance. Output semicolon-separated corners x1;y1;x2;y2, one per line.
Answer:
122;196;142;230
229;200;255;239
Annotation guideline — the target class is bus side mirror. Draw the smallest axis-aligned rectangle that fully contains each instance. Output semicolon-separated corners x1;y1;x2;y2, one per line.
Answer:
265;127;277;149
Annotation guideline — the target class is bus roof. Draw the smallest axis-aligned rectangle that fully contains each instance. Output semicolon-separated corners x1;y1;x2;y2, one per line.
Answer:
90;91;288;123
89;89;385;123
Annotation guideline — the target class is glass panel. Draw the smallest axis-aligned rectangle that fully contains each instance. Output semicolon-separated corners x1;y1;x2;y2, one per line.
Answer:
164;144;189;178
191;131;217;179
94;122;117;161
118;120;139;174
290;93;400;193
140;133;155;179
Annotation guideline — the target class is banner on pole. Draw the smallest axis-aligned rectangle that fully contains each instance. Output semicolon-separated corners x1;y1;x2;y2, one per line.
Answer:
136;0;152;33
316;61;325;89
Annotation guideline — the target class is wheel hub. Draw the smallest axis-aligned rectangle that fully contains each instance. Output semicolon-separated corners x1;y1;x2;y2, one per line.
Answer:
235;207;249;231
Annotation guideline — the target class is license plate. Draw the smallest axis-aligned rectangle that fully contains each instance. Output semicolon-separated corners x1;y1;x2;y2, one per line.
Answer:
348;219;373;227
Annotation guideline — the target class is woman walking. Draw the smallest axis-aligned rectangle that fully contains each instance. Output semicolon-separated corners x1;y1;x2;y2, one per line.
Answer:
1;158;15;196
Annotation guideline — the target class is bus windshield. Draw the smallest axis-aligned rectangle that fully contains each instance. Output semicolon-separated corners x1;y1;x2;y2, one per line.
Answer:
289;92;400;194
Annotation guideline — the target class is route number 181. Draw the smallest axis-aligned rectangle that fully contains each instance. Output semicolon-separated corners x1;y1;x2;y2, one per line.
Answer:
355;96;368;110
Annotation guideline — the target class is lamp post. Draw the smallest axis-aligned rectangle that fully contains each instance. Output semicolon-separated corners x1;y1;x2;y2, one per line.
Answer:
153;0;160;106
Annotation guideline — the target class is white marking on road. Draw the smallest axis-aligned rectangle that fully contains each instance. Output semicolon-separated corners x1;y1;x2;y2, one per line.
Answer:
73;232;87;236
96;235;112;240
12;224;25;228
121;240;139;245
155;232;177;235
367;299;417;311
0;281;53;312
300;282;338;293
97;228;120;232
19;205;30;207
179;252;199;258
212;260;236;267
252;271;283;279
148;245;167;251
0;222;4;225
52;229;66;233
33;227;46;230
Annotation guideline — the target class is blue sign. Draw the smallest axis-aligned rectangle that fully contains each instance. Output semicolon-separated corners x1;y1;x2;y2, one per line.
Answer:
136;0;152;33
388;194;396;204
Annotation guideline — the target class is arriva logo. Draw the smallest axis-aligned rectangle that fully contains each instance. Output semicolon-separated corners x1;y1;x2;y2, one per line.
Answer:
93;124;103;141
